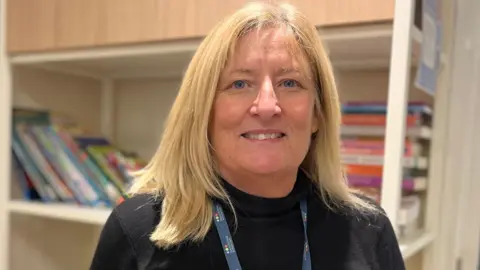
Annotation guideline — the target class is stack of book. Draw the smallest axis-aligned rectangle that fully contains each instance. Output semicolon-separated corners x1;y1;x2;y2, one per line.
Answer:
11;108;146;208
341;101;432;237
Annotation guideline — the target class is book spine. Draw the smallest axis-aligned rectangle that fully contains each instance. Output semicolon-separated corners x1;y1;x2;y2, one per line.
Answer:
51;127;120;206
21;126;76;203
55;127;120;205
86;147;127;197
30;126;89;205
11;151;40;200
342;114;421;126
348;175;418;190
344;164;383;177
43;127;107;207
11;133;57;202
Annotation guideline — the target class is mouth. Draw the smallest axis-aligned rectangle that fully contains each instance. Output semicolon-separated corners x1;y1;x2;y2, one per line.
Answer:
241;132;286;140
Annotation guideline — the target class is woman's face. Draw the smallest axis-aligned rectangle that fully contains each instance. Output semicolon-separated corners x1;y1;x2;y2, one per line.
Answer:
211;27;318;180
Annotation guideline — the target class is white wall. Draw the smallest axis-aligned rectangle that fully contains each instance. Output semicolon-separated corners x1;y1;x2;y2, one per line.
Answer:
12;66;102;133
114;78;180;159
425;0;480;269
451;0;480;268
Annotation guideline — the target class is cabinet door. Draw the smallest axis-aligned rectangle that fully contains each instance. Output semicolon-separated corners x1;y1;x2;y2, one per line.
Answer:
298;0;395;25
7;0;56;52
6;0;394;53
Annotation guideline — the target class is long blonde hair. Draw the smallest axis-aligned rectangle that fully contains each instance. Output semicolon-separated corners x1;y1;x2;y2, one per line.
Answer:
129;1;376;249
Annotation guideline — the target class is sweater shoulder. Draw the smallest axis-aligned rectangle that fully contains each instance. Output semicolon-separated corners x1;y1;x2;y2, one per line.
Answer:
113;193;162;240
114;193;161;221
341;194;390;234
334;195;405;268
90;194;162;269
317;193;392;247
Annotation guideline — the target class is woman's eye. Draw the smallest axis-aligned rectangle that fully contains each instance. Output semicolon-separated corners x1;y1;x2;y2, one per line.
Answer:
232;80;247;89
281;79;298;88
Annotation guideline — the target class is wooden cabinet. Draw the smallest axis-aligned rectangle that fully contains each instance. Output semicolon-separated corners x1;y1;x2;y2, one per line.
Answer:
7;0;394;53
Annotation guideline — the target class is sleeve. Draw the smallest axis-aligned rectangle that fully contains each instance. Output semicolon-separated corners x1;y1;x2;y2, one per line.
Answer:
376;215;406;270
90;210;138;270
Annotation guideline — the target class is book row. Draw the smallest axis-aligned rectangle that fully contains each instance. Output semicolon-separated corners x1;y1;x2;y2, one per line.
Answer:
340;101;432;201
11;108;146;208
341;101;431;236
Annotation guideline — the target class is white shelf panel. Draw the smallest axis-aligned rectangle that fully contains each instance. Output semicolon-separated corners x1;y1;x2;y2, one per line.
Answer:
400;231;435;260
8;200;111;226
8;23;422;78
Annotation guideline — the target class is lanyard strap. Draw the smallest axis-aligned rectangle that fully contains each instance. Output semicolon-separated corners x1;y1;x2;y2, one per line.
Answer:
212;199;311;270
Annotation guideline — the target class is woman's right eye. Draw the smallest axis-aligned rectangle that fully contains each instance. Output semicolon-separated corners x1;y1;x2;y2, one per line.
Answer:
232;80;247;89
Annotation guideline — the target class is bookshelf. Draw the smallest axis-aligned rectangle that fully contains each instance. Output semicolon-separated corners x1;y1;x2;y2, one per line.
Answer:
8;200;110;226
0;0;454;270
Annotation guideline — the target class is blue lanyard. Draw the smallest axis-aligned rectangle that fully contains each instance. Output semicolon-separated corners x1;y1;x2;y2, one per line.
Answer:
212;199;311;270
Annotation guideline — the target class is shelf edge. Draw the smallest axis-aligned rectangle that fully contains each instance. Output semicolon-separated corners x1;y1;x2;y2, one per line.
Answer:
400;231;435;260
7;201;111;226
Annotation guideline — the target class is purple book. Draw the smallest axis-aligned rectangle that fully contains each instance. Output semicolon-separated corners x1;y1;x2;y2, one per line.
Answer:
347;175;423;191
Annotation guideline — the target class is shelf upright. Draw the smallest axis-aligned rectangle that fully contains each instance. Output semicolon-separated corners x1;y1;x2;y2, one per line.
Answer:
380;0;416;229
0;0;12;268
101;78;116;141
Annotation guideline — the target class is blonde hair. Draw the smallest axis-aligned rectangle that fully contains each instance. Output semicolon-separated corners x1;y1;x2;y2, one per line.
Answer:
129;1;377;249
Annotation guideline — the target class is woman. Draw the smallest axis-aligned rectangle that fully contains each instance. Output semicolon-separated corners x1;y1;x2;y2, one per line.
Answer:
91;2;405;270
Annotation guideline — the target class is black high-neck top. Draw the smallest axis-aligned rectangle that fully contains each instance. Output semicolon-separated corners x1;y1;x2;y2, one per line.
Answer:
90;171;405;270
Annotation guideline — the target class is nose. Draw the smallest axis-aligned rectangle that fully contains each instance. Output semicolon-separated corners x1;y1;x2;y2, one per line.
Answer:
250;77;281;119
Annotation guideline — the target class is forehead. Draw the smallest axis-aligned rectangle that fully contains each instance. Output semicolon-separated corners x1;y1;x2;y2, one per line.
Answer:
227;27;309;69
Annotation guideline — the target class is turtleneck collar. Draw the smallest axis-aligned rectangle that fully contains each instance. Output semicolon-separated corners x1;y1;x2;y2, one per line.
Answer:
218;169;313;218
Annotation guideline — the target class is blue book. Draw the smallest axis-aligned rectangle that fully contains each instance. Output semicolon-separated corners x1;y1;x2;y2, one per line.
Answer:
342;102;432;115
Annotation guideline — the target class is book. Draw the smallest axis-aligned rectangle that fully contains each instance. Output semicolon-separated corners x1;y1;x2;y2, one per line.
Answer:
347;175;427;191
342;102;432;115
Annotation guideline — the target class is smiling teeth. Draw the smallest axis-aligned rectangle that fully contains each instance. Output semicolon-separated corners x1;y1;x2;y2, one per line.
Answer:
243;133;283;140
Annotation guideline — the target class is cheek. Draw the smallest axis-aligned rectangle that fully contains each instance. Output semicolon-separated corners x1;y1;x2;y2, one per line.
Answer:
211;96;246;143
283;96;316;134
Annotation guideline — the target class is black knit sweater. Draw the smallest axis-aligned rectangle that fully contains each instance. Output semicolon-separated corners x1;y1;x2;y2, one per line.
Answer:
90;172;405;270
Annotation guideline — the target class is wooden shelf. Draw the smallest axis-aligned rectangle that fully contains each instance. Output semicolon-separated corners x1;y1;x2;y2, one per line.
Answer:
9;23;423;79
8;200;111;226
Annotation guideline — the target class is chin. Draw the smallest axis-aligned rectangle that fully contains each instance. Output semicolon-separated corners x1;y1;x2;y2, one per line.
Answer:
242;160;286;175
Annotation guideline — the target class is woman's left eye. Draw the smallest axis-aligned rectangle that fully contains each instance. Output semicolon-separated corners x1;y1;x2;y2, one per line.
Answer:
281;79;298;88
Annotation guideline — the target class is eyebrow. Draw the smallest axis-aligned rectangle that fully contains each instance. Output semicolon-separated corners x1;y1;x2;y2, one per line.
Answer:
228;67;301;75
229;68;255;75
277;67;301;75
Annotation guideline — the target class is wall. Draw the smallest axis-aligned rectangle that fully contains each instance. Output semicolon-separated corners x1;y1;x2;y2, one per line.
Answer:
12;66;102;133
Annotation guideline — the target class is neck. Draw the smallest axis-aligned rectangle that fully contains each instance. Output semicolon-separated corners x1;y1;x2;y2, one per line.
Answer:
220;169;298;198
